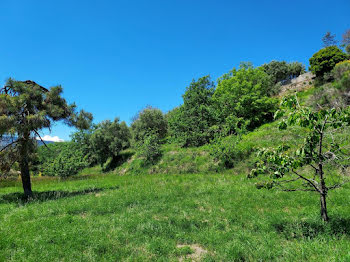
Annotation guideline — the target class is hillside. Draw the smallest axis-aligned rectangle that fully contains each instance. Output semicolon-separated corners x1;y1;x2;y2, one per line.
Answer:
1;85;350;261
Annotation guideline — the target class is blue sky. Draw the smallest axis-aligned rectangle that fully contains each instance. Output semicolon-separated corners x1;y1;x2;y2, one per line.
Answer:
1;0;349;141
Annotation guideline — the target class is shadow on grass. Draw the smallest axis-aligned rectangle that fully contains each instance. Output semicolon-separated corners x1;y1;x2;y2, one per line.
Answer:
103;151;135;173
0;186;119;205
273;217;350;239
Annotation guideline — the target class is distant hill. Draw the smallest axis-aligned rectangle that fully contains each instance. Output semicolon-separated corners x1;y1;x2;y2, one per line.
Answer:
0;136;55;148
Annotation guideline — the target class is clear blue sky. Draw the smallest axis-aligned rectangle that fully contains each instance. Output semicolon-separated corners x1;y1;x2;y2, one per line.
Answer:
1;0;349;141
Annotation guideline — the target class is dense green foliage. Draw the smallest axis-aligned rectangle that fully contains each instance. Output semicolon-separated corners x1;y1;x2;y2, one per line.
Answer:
168;76;217;147
260;60;305;85
131;106;167;143
90;118;131;166
37;142;89;177
309;46;348;79
137;132;162;164
71;129;98;167
209;135;253;168
213;63;277;133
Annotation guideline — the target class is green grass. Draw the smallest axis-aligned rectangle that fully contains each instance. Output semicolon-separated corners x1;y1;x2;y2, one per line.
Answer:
1;172;350;261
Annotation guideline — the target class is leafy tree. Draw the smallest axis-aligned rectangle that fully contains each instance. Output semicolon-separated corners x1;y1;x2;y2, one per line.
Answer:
322;31;338;47
0;79;92;197
309;46;348;79
131;106;167;144
260;60;289;85
260;61;305;87
168;75;218;147
213;63;277;133
71;128;98;166
90;118;131;166
288;62;306;79
250;95;350;222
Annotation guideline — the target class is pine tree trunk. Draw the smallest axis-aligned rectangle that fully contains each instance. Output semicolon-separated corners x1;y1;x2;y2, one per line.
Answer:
20;159;32;198
19;132;33;199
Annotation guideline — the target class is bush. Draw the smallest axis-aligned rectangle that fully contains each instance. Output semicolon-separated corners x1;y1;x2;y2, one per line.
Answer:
308;83;347;110
90;118;131;166
210;135;253;168
38;142;89;177
137;132;162;164
309;46;348;79
332;60;350;81
71;129;98;166
131;106;167;144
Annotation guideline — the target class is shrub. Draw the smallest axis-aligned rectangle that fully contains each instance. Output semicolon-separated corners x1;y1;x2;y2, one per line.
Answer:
137;132;162;164
38;142;89;177
333;60;350;81
71;129;98;166
309;46;348;79
90;118;131;166
210;135;253;168
131;106;167;144
308;83;347;110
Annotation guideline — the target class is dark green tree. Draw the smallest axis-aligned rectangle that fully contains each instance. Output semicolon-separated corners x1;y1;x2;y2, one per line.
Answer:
0;79;92;197
260;60;289;84
168;75;217;147
309;46;348;79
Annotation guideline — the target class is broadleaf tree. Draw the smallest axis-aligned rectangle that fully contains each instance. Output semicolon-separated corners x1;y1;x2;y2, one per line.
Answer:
250;95;350;221
0;79;93;198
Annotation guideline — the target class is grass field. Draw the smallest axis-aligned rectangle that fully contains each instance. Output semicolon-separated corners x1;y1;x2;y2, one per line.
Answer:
1;171;350;261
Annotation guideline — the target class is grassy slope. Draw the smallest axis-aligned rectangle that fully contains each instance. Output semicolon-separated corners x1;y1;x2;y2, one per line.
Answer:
1;173;350;261
1;87;350;261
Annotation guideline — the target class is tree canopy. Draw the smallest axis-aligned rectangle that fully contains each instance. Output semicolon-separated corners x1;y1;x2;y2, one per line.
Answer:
213;63;277;133
309;46;348;79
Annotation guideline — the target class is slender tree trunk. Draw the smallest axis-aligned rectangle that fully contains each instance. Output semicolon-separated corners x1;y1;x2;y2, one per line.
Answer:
19;132;33;199
318;120;328;222
320;191;328;222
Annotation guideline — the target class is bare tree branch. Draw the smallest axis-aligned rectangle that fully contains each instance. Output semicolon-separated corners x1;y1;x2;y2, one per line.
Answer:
33;130;51;150
0;140;19;153
292;170;321;193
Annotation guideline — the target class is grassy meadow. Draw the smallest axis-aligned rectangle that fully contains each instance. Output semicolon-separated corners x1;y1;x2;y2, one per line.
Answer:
1;170;350;261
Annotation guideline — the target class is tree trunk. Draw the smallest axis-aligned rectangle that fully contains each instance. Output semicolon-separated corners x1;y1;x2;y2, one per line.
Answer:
19;158;32;198
320;191;329;222
19;132;33;199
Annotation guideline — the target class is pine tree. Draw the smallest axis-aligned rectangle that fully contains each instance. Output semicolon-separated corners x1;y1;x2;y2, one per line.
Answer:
0;79;92;198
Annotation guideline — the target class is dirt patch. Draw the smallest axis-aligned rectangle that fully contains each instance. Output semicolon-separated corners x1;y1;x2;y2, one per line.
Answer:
177;244;208;261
